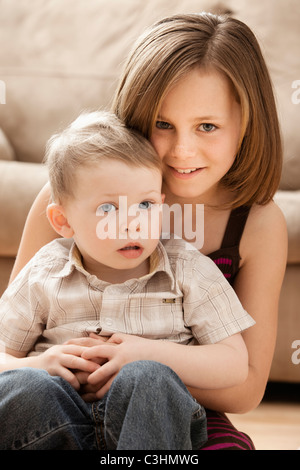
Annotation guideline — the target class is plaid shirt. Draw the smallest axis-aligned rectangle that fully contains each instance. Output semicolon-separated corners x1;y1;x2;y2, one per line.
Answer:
0;237;255;355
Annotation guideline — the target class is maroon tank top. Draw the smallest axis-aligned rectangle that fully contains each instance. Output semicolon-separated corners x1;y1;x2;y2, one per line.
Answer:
207;206;251;286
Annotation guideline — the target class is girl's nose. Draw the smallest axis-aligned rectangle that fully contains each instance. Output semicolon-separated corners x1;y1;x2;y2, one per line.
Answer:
171;134;197;160
173;145;195;159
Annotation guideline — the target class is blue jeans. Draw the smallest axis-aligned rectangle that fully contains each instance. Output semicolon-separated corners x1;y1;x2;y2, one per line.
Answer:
0;360;207;450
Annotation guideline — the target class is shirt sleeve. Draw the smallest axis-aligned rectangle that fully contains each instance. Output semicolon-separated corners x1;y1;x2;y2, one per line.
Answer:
182;257;256;345
0;261;46;352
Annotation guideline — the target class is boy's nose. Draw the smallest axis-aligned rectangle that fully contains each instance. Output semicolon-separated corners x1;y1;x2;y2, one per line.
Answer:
119;219;141;235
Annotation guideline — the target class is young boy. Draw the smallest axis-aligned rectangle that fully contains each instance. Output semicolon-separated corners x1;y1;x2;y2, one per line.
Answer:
0;111;254;450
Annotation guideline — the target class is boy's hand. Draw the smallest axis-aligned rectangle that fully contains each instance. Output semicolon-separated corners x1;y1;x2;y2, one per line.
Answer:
36;344;100;390
64;333;111;400
81;333;153;399
65;333;109;365
73;372;109;402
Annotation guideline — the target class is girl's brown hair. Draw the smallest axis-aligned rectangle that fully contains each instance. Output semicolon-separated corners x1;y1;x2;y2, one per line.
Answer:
112;13;282;208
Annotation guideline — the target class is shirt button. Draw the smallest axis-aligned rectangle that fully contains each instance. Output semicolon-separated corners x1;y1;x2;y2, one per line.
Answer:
105;319;113;326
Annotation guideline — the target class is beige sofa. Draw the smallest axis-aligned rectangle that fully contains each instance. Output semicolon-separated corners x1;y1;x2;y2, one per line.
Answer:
0;0;299;382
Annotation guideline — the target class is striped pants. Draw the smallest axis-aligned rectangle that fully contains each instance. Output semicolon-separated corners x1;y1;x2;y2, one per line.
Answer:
200;410;255;450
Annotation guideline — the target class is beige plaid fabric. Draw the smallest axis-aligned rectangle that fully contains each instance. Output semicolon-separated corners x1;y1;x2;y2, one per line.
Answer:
0;237;255;355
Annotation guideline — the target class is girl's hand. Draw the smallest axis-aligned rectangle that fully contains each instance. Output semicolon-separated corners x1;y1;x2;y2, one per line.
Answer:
36;344;100;390
65;332;109;348
81;333;153;399
74;373;109;402
64;333;111;400
65;333;110;365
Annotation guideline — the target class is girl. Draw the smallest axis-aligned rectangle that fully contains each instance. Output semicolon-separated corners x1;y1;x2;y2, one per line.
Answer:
8;13;287;450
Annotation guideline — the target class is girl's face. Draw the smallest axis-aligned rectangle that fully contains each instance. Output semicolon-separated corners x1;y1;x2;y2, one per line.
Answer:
150;68;242;204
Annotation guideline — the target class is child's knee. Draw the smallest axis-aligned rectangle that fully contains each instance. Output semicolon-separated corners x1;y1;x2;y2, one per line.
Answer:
0;368;53;403
119;360;171;381
112;360;180;396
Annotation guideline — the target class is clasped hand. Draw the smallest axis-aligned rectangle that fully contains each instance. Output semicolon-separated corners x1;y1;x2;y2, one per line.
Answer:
63;333;151;402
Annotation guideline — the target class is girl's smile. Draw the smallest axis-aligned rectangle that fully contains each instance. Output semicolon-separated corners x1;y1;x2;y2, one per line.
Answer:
168;166;206;179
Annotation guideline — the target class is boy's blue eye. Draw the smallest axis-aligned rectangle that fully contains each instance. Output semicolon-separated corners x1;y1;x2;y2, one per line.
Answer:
138;201;152;210
97;203;117;214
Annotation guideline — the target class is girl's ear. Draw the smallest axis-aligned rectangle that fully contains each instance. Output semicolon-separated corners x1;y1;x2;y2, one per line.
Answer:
47;203;74;238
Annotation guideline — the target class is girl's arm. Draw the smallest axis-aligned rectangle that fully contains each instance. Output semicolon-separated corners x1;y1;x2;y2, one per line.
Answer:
80;331;249;399
9;183;58;283
189;202;288;413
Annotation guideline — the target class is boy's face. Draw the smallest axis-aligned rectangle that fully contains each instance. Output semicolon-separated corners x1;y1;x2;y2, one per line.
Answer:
63;160;164;280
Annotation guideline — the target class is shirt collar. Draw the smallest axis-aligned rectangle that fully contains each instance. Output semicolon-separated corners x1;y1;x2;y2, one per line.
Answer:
55;242;83;278
147;241;175;288
56;241;175;290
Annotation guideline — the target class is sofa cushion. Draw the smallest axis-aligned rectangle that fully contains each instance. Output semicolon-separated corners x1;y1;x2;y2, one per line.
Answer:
0;0;299;192
226;0;300;191
0;161;48;256
275;190;300;264
0;128;15;161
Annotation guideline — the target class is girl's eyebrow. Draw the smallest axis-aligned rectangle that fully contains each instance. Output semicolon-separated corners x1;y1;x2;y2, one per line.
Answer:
156;113;221;122
155;114;169;122
195;115;220;121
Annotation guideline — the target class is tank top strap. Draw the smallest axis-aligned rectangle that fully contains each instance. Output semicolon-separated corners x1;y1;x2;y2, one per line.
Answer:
221;205;251;249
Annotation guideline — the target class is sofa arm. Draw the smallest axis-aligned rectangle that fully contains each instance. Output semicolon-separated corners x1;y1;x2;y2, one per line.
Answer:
274;190;300;264
0;160;49;257
0;128;15;161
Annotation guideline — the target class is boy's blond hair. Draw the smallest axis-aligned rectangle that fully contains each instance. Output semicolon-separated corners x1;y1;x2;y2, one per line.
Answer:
113;13;282;209
45;111;162;204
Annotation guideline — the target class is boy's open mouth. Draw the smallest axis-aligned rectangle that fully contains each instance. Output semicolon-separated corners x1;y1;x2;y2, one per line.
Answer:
118;243;144;259
120;245;140;250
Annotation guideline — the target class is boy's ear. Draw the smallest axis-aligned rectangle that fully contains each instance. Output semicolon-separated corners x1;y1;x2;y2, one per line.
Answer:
47;203;74;238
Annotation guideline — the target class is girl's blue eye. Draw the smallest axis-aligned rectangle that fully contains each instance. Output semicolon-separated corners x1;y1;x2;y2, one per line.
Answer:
200;123;216;133
97;203;117;214
155;121;172;130
138;201;152;210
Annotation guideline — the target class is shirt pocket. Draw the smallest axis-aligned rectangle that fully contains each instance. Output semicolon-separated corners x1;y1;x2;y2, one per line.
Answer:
124;294;191;341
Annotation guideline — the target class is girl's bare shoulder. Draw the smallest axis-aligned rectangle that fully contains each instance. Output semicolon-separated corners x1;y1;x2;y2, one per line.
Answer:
249;200;286;227
240;200;288;264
